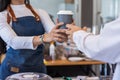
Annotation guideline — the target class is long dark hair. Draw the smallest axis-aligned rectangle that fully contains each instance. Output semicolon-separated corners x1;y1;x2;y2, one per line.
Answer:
0;0;30;12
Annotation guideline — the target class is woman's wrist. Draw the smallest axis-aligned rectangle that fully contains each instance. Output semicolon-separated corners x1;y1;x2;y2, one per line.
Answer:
39;35;44;44
42;33;47;43
42;33;53;43
33;36;41;48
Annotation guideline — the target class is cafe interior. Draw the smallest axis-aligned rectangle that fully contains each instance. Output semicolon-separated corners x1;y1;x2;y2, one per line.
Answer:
0;0;120;80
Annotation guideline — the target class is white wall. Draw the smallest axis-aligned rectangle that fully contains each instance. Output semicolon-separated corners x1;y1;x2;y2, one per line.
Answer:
115;0;120;17
30;0;64;22
101;0;115;18
101;0;120;23
101;0;120;19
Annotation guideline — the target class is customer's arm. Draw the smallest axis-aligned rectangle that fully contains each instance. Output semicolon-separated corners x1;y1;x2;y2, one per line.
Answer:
66;17;120;63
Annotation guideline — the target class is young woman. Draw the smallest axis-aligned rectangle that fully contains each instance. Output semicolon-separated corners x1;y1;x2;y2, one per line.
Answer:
0;0;67;79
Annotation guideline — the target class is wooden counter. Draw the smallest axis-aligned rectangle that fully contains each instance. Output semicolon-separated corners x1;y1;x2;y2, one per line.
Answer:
44;59;105;66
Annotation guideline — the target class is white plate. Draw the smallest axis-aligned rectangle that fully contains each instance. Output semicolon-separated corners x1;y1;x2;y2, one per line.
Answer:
68;57;85;62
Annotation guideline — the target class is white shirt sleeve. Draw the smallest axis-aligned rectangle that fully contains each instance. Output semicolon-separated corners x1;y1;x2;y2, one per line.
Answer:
37;9;55;33
0;11;35;50
73;17;120;63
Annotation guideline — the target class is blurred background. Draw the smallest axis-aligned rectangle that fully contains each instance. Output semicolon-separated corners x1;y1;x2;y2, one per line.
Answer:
31;0;120;34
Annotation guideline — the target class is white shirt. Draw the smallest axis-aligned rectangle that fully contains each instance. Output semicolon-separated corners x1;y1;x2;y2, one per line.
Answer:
73;17;120;80
0;4;55;50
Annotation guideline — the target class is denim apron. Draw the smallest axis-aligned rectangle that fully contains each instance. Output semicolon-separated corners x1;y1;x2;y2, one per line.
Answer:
0;16;46;80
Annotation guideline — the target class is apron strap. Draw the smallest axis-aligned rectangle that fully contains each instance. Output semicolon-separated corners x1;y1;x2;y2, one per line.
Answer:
25;4;40;21
7;4;41;22
7;5;17;22
7;13;11;24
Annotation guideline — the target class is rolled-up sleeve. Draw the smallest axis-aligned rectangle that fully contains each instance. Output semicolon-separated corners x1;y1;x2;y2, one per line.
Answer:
38;9;55;33
73;30;91;52
0;12;35;50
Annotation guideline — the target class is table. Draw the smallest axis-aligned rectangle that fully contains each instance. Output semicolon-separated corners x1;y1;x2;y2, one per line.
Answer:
45;59;105;77
44;59;105;66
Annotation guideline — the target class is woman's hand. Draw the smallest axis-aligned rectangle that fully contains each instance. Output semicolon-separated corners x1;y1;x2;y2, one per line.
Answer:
66;24;87;41
43;22;68;43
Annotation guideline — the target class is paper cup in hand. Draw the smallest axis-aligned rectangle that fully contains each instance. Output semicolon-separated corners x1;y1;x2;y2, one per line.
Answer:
57;10;73;29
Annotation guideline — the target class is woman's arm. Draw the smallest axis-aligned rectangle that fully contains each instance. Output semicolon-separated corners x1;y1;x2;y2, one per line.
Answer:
0;22;66;49
0;11;67;49
0;22;37;49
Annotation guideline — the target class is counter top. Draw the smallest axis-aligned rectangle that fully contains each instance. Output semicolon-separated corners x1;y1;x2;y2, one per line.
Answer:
44;59;105;66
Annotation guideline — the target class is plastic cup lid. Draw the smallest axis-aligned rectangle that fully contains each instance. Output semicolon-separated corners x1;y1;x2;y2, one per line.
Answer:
57;10;73;15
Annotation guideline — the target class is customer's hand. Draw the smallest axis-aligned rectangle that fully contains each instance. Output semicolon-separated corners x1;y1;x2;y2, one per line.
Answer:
66;24;87;41
43;22;68;43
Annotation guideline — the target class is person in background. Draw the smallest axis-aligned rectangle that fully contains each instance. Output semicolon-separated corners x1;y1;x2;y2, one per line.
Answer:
66;17;120;80
0;0;67;79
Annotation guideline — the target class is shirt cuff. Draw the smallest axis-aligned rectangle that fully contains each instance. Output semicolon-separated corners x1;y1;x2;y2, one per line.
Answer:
73;30;91;52
28;37;37;50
